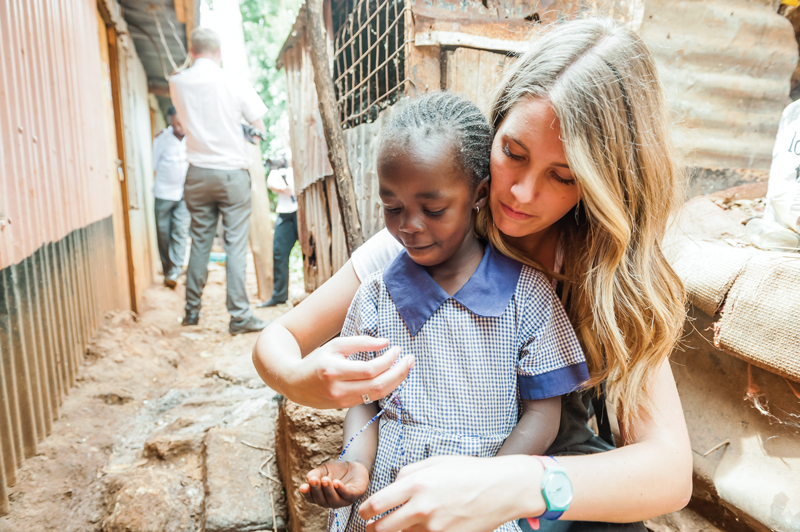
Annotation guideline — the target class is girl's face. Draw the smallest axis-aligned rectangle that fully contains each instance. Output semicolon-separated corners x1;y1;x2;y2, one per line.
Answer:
489;98;581;240
378;136;488;267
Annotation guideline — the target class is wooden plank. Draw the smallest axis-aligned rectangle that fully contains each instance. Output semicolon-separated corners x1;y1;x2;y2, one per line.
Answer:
442;48;509;116
107;26;137;313
248;143;274;301
306;0;364;255
174;0;186;23
325;175;348;272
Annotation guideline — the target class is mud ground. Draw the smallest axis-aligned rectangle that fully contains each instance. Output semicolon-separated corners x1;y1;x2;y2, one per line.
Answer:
0;252;303;532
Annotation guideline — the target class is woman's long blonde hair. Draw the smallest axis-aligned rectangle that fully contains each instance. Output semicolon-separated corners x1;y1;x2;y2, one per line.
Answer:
478;18;686;436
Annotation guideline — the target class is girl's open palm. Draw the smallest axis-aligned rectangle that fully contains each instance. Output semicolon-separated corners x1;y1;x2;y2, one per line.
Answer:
300;460;370;508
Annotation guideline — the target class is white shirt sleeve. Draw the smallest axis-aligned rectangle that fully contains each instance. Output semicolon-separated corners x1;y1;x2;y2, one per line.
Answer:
152;132;165;171
351;228;403;282
266;169;283;191
240;83;267;124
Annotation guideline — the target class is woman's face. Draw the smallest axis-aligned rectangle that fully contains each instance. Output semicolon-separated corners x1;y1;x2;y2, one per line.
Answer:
489;98;581;240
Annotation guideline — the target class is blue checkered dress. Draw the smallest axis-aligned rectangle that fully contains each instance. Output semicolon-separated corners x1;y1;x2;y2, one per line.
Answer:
330;244;588;532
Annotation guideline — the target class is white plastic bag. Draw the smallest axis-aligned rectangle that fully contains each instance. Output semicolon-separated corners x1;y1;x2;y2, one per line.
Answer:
765;99;800;233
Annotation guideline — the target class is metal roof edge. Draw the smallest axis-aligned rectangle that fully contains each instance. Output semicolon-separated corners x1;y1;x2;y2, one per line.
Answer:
276;3;308;70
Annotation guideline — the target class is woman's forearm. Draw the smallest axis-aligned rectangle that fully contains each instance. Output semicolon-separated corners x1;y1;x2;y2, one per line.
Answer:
559;359;692;522
558;437;691;522
252;322;303;397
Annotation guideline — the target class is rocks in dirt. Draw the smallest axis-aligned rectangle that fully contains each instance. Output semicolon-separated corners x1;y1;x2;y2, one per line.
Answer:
203;428;287;532
275;399;346;532
644;508;723;532
204;368;244;385
144;434;203;461
96;393;134;405
101;468;202;532
160;350;182;368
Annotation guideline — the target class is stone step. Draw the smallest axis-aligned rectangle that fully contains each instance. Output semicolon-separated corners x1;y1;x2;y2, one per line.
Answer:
204;427;288;532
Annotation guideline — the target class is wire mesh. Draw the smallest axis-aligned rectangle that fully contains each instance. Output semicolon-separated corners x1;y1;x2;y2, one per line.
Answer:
332;0;410;128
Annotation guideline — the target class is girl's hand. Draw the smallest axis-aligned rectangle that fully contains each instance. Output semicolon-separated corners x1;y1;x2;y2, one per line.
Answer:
300;460;371;508
359;455;545;532
286;338;413;409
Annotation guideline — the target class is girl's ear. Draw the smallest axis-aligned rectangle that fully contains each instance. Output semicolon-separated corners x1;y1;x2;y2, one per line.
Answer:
474;177;490;210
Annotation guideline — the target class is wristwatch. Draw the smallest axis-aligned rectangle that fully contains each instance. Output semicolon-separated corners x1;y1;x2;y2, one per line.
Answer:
527;456;573;529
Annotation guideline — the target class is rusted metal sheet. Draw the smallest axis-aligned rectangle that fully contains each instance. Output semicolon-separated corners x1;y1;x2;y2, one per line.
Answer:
297;176;347;292
342;111;392;241
0;0;160;516
283;26;334;194
640;0;797;170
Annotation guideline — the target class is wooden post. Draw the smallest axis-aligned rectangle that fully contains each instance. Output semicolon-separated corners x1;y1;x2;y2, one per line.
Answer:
305;0;364;255
247;143;274;301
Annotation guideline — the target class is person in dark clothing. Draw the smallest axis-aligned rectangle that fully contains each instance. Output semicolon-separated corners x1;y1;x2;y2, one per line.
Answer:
259;152;298;307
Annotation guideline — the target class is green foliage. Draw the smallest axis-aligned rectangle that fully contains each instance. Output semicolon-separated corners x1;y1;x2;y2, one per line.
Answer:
240;0;301;156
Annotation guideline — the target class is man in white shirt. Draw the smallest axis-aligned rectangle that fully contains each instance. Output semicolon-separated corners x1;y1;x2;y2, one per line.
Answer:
258;151;298;307
152;107;190;289
169;27;268;335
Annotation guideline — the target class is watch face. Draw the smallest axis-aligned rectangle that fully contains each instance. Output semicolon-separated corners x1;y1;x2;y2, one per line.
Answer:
544;470;573;510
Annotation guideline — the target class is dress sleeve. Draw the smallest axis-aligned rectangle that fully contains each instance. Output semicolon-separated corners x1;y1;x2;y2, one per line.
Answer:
516;269;589;401
341;273;382;363
351;228;403;282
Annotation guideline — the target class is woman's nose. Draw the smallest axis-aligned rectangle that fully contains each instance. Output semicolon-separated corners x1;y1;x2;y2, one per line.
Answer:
510;173;539;205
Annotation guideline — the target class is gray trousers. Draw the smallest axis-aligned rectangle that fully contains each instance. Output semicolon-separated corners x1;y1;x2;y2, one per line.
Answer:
154;197;190;278
183;165;253;322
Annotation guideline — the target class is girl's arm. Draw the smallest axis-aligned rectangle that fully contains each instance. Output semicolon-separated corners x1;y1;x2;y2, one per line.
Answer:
496;397;561;457
251;261;413;409
358;358;692;530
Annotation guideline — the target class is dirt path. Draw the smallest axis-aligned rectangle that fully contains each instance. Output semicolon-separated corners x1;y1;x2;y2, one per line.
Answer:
0;258;300;532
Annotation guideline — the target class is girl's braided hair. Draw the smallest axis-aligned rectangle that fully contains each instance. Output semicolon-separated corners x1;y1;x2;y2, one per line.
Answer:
380;92;493;188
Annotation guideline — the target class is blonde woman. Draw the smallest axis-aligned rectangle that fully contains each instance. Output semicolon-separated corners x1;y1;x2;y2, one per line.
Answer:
253;18;692;531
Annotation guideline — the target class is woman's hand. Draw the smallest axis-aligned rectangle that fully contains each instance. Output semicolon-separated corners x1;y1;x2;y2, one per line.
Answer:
301;460;370;508
252;260;414;409
284;338;414;409
359;455;545;532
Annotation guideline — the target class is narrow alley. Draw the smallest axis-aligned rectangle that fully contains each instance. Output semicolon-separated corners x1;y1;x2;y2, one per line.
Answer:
0;257;299;532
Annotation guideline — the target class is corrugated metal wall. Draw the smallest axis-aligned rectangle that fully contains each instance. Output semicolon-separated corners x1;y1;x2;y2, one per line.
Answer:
640;0;798;170
0;0;155;516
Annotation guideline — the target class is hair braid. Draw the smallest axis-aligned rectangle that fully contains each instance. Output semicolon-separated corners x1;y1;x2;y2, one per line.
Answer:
380;92;493;188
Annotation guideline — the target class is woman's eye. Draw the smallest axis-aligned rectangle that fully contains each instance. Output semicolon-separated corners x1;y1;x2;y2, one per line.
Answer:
502;144;524;161
425;209;445;217
383;206;401;214
551;171;576;186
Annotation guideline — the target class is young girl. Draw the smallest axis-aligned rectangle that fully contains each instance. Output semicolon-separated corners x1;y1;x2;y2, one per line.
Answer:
298;93;589;532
